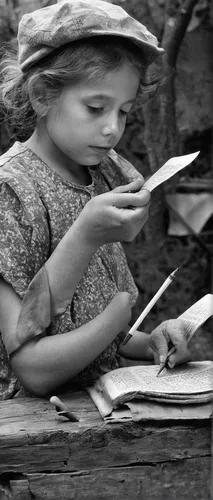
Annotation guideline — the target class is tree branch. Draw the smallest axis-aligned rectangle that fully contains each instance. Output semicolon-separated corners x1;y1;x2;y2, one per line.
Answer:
164;0;200;67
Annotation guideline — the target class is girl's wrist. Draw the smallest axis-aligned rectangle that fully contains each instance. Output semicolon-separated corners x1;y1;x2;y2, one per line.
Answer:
70;218;100;253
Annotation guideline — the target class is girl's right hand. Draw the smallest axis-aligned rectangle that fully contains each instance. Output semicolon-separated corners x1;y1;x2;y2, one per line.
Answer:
76;179;151;247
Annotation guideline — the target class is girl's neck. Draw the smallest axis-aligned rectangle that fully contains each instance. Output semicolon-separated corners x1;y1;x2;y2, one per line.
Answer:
25;124;92;186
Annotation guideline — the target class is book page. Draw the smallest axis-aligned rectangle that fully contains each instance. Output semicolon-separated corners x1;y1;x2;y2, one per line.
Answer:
97;361;213;407
96;369;142;405
143;151;199;192
126;362;213;395
178;294;213;340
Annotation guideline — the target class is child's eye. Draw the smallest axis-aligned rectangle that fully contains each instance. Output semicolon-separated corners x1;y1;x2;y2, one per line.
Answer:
87;106;104;114
87;106;129;117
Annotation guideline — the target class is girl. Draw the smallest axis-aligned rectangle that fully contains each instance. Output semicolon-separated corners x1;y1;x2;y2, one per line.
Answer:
0;0;189;399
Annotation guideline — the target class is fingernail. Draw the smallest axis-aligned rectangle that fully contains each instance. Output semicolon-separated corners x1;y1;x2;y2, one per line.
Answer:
160;355;165;363
168;361;175;368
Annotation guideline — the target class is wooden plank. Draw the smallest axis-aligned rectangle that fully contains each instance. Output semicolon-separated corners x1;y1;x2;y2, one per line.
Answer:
0;392;101;432
9;457;211;500
0;393;211;473
1;422;211;473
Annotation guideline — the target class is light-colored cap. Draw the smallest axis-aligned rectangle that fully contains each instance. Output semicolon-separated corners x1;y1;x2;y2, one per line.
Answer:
18;0;164;72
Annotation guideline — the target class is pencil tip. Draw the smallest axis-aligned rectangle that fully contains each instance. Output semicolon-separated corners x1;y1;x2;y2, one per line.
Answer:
122;333;132;345
157;363;165;377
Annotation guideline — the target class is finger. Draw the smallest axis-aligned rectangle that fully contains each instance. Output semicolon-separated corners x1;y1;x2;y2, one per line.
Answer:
167;336;190;367
112;190;151;208
164;319;190;367
112;178;144;193
149;326;169;364
117;209;150;237
168;349;190;369
121;203;150;219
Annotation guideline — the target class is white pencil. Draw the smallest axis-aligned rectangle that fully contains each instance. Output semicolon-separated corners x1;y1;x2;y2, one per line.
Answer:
122;268;180;345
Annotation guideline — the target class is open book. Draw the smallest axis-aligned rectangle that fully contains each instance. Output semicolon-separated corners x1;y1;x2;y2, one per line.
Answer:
87;294;213;422
87;362;213;422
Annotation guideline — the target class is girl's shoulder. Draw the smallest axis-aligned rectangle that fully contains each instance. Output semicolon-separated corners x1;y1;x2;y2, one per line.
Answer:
0;144;50;300
0;141;36;175
0;143;48;246
0;141;31;170
100;149;143;190
0;142;46;211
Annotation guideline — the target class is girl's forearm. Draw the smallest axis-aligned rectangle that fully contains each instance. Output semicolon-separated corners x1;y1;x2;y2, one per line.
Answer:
118;330;154;361
45;220;98;316
11;292;130;396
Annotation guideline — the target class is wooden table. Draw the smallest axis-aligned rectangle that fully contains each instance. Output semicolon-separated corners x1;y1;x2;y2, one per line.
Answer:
0;391;211;499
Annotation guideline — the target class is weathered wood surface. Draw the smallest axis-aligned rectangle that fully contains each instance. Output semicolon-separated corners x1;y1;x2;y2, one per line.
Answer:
0;391;211;499
8;458;210;500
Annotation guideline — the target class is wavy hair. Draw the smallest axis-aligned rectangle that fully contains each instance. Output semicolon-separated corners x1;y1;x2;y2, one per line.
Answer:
0;35;162;140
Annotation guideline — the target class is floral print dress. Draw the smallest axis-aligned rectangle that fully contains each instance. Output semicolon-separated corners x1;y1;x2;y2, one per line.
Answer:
0;142;141;399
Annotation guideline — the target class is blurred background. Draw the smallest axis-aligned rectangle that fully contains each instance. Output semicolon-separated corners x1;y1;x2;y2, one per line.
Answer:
0;0;212;359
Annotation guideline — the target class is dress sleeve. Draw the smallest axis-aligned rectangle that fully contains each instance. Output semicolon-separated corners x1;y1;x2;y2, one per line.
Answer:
100;149;144;189
0;175;51;355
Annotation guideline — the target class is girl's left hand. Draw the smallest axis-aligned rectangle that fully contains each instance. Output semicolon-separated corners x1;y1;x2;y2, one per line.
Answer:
149;319;190;368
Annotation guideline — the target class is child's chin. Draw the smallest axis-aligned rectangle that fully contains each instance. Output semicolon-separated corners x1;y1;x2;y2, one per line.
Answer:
85;158;102;166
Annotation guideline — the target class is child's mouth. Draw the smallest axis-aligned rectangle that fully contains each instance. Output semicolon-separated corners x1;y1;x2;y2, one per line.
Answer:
90;146;112;154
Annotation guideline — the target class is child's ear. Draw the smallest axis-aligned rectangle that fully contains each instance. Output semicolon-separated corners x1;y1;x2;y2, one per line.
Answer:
28;76;49;118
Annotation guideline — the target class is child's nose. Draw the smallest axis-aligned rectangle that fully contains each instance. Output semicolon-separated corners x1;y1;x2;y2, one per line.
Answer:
102;112;120;137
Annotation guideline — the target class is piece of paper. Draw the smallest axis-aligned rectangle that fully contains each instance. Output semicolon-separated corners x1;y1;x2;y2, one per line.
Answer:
143;151;199;192
125;400;212;422
178;294;213;341
87;387;213;422
134;393;212;404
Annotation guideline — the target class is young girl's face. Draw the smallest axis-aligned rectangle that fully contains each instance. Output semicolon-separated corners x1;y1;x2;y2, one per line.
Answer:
43;61;140;168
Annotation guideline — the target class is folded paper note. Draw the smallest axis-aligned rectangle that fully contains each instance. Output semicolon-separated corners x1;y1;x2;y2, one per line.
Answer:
143;151;200;192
